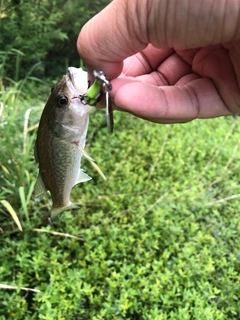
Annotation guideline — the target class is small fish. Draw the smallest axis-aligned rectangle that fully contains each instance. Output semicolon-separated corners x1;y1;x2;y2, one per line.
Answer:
34;67;93;220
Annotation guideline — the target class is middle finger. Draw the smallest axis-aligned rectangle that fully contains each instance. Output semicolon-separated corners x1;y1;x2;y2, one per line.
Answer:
121;44;174;77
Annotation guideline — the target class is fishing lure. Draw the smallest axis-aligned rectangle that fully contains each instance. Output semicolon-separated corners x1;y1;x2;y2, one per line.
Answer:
79;70;114;133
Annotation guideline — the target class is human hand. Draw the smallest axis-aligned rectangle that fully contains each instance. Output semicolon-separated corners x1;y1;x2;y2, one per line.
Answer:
77;0;240;123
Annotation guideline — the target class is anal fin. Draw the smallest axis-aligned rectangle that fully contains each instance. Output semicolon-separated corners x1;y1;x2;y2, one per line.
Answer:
75;169;92;186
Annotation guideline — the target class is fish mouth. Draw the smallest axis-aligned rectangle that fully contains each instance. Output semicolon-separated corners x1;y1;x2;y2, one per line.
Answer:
67;67;88;94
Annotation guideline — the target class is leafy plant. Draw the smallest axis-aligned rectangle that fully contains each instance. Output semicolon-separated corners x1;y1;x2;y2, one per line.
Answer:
0;72;240;318
0;75;44;231
0;0;111;79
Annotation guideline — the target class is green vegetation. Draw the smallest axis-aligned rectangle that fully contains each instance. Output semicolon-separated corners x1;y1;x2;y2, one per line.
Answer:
1;0;110;79
1;1;240;319
1;76;240;319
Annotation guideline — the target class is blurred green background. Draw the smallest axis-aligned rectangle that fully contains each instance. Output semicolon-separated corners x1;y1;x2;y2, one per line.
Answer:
0;0;110;79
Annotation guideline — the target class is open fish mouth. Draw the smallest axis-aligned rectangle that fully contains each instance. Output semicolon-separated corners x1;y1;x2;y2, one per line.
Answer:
67;67;88;94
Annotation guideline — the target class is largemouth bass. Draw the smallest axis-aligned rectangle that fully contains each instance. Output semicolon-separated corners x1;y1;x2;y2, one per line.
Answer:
34;67;93;220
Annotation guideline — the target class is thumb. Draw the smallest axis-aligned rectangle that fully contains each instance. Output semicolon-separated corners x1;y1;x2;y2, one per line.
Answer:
77;0;148;79
77;0;240;79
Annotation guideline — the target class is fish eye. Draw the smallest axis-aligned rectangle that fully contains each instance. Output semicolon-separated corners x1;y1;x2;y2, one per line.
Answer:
56;94;68;108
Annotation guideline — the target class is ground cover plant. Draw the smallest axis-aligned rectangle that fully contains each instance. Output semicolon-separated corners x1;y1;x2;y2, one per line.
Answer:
0;73;240;319
1;0;111;79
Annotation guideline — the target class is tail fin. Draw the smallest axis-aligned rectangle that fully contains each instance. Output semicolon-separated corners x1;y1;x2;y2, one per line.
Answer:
50;202;79;221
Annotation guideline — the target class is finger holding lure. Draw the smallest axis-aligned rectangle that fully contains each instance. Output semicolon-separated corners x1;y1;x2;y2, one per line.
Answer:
34;67;112;223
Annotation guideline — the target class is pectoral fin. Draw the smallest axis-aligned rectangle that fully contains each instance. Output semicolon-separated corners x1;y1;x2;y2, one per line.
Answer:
77;144;94;161
78;145;106;181
34;174;47;201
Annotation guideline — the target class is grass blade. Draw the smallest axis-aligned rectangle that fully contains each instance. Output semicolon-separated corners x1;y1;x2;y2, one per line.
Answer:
1;200;23;231
33;228;84;240
0;284;40;293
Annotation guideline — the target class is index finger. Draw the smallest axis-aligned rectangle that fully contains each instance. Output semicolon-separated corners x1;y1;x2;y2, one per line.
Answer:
121;45;174;77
